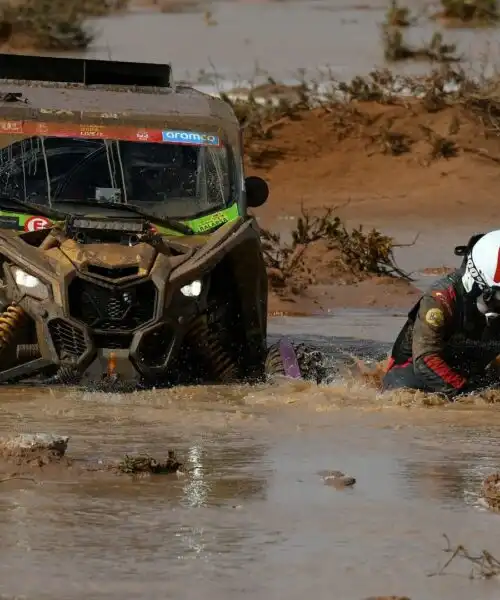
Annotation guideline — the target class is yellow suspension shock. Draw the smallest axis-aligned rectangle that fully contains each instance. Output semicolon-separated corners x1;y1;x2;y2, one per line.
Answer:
0;304;26;354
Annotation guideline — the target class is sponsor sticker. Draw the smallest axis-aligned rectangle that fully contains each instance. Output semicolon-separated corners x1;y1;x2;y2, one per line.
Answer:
24;216;52;232
136;130;150;141
425;307;445;328
161;129;220;146
80;124;105;138
0;216;20;230
0;120;22;133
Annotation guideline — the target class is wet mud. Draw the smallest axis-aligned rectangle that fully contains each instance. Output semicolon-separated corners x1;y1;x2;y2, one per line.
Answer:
0;433;183;482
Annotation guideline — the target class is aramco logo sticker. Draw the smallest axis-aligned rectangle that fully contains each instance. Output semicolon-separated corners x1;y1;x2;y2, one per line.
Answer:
161;129;220;146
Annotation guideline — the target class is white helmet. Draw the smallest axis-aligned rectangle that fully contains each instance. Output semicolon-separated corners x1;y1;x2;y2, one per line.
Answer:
463;230;500;292
463;230;500;316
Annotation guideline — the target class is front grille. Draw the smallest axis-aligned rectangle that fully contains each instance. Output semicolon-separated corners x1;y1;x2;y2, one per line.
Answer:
48;318;87;362
94;334;133;349
86;265;139;279
69;278;157;332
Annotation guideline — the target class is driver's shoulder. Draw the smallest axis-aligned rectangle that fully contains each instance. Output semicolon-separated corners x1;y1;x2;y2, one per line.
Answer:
423;270;463;316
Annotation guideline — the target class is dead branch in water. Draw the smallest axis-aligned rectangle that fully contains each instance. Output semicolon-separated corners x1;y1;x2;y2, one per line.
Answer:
0;475;37;484
428;533;500;578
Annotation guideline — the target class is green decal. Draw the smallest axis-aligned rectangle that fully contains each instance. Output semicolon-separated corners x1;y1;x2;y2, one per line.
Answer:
184;203;240;234
154;203;240;236
0;202;241;237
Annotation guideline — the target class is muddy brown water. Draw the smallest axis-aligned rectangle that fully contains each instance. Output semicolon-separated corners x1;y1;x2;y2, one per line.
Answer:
81;0;500;85
1;311;500;599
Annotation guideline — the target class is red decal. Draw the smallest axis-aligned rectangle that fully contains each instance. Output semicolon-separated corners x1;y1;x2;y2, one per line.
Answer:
432;284;456;316
0;120;23;133
423;355;466;389
0;120;215;146
24;216;52;232
136;130;149;142
494;247;500;284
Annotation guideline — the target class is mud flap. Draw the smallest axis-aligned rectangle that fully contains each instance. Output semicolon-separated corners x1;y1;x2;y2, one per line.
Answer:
278;338;302;379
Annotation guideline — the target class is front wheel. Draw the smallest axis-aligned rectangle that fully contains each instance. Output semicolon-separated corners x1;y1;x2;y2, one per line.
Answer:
265;339;327;384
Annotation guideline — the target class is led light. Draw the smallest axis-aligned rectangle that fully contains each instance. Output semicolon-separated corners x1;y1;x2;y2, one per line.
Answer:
180;280;202;297
12;267;49;300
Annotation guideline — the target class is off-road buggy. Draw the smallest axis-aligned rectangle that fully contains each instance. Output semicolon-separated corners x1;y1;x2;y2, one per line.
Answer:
0;53;326;390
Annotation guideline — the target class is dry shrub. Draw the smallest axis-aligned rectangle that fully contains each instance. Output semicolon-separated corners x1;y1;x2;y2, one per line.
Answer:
156;0;200;12
223;64;500;170
0;0;129;50
429;534;500;578
435;0;499;25
481;472;500;511
385;0;413;26
382;28;460;63
261;206;412;295
221;79;310;140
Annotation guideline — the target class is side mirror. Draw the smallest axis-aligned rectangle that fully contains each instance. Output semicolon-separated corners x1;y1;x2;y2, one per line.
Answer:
245;176;269;208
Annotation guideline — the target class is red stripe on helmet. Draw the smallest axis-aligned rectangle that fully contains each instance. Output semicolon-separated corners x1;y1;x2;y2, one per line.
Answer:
494;247;500;284
423;355;466;389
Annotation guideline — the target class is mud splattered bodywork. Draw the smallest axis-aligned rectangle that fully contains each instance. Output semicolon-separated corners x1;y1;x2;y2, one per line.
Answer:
0;215;268;386
0;53;280;387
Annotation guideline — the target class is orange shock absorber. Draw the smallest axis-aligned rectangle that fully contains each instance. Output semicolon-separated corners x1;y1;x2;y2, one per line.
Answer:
0;304;26;354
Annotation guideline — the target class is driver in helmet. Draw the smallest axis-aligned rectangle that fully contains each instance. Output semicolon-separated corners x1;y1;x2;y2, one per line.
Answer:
383;230;500;398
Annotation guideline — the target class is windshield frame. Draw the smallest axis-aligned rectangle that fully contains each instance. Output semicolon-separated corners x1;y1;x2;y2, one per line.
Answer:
0;120;242;224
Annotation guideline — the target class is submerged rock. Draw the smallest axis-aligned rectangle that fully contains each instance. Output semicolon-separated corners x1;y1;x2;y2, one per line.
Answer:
317;469;356;489
2;433;69;454
481;472;500;511
0;433;70;466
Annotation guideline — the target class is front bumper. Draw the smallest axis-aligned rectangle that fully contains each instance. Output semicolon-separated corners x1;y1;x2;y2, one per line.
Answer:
35;273;204;380
41;315;189;380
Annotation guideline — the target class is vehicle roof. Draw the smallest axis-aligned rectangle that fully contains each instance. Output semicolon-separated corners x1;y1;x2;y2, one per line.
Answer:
0;54;240;143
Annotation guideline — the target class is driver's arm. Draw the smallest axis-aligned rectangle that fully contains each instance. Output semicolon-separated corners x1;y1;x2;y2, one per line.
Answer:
412;293;467;396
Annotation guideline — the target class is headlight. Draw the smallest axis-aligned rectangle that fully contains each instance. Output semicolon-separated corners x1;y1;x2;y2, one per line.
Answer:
180;280;202;297
12;267;49;301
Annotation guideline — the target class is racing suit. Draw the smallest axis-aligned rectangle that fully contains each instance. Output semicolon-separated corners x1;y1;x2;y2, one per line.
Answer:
382;270;500;398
